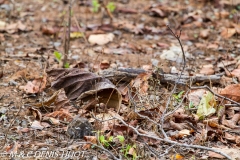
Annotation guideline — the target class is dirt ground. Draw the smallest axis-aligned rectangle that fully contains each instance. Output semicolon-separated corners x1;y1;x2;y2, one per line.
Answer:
0;0;240;159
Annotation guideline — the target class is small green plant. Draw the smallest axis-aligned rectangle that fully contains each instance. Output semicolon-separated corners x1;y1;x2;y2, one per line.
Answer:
54;51;69;68
99;135;113;147
92;0;116;13
120;144;137;160
107;2;116;12
173;91;184;102
92;0;100;12
64;62;70;68
54;51;62;62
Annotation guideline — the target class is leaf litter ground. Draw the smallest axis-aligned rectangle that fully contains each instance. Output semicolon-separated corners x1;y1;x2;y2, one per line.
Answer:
0;0;240;159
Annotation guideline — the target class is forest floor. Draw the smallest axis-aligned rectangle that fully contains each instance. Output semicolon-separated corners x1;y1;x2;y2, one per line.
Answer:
0;0;240;159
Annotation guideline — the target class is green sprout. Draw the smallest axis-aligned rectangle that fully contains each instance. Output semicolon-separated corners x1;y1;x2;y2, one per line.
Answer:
107;2;116;12
99;135;113;147
64;62;70;68
92;0;100;13
54;51;62;62
173;91;185;102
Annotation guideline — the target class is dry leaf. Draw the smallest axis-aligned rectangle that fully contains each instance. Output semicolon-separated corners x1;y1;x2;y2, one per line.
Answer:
31;120;44;130
45;109;73;122
208;151;225;159
200;64;214;75
47;68;122;111
220;84;240;102
200;29;209;38
19;75;47;94
221;28;236;39
88;33;114;45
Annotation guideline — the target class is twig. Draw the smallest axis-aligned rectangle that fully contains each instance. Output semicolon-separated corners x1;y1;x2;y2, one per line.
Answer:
63;0;73;67
114;116;232;160
190;85;240;106
160;25;187;138
76;142;121;160
73;15;88;44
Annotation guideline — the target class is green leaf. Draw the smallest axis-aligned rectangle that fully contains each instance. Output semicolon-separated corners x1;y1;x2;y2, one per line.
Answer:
64;62;70;68
108;136;113;142
116;135;125;143
177;91;185;98
197;91;216;119
107;2;116;12
54;51;62;62
92;0;100;13
99;135;105;144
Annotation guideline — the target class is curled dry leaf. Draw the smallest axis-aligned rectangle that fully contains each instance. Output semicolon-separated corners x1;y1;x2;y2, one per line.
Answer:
224;132;236;142
47;68;122;111
221;28;236;39
29;107;42;121
100;60;110;70
219;84;240;102
19;75;47;94
131;72;151;95
34;90;61;108
187;89;206;106
45;109;73;122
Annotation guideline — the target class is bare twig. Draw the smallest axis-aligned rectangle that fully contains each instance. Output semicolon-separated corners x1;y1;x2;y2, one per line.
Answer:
190;85;240;106
160;25;187;138
63;0;73;67
76;142;121;160
114;116;232;160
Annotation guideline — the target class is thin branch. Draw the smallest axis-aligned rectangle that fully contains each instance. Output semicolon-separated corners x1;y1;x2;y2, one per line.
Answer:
160;25;187;138
190;85;240;106
114;116;232;160
63;0;72;67
76;142;121;160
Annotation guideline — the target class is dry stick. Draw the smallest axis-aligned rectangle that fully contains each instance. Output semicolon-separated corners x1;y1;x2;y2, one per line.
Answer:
113;116;232;160
190;85;240;106
157;26;231;159
73;15;88;44
76;142;121;160
160;25;186;138
63;0;72;68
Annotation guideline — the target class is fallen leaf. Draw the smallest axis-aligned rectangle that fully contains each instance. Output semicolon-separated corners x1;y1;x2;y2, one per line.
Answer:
31;120;44;130
100;60;110;70
220;84;240;102
208;151;225;159
70;32;83;39
19;75;47;94
188;89;206;106
200;64;214;75
45;109;73;122
47;68;122;111
221;28;236;39
197;91;216;119
88;33;114;45
200;29;209;39
82;136;97;151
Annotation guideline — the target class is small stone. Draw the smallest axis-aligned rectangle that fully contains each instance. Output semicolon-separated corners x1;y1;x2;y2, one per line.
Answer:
67;116;93;139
